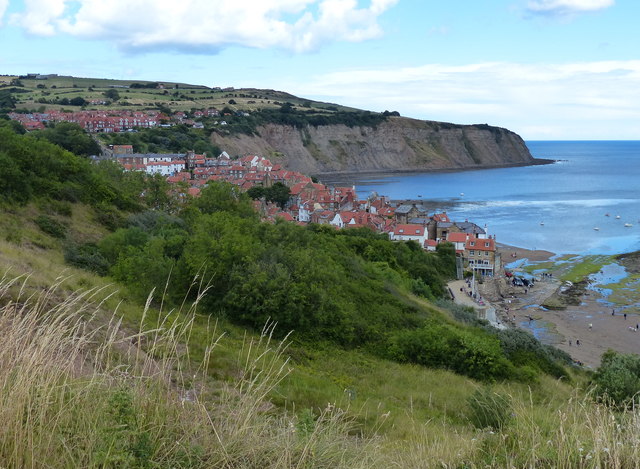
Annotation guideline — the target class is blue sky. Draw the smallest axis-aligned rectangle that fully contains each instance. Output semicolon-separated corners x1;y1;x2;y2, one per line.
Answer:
1;0;639;139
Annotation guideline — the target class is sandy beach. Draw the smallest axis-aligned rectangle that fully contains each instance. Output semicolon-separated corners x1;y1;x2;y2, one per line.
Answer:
482;244;640;368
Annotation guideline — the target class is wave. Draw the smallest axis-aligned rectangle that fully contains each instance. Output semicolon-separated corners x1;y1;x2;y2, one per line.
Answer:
454;198;638;212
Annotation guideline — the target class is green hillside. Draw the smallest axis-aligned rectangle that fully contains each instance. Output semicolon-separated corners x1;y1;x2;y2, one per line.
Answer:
1;74;359;114
1;119;640;468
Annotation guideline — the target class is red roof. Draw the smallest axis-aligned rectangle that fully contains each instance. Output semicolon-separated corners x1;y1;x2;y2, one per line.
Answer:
275;212;294;221
433;212;451;223
468;237;495;251
447;232;468;243
394;224;425;236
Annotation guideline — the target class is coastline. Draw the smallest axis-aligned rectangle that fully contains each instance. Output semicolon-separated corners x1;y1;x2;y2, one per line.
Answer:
314;158;556;180
483;243;640;368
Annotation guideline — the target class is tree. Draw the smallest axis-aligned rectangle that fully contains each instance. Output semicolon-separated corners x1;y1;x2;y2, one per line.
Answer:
69;97;86;106
34;122;101;157
194;181;257;219
265;182;291;208
104;89;120;101
246;186;266;200
143;174;172;211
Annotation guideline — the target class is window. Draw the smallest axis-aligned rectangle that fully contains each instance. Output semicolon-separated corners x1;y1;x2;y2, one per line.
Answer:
485;242;490;247
470;241;475;246
469;250;475;256
485;251;489;256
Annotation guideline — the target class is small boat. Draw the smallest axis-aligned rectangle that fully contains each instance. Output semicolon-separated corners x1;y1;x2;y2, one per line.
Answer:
616;215;621;219
540;221;545;226
460;192;464;197
594;227;600;231
624;223;633;227
605;213;610;217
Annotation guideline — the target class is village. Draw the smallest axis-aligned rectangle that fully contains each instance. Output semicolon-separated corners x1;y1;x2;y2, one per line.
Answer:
107;144;501;278
5;106;224;132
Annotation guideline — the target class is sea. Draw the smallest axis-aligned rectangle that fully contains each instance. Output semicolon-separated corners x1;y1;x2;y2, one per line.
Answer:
322;141;640;256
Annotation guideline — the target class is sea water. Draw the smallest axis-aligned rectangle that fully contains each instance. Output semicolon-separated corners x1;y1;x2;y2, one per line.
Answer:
322;141;640;255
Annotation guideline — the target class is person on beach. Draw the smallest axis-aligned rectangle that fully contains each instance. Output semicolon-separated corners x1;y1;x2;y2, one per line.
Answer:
624;313;627;320
576;339;580;346
589;323;592;330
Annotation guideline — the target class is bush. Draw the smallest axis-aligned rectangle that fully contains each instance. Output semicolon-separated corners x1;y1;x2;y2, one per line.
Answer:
593;350;640;407
467;387;512;430
38;199;73;217
386;323;512;381
94;202;125;231
63;241;109;275
490;327;570;379
435;298;480;325
34;215;67;239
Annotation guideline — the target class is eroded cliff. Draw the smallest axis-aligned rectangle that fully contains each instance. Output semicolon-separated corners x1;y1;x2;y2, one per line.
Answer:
210;117;538;175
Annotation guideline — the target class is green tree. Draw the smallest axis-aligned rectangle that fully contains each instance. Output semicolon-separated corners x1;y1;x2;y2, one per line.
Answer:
143;174;172;211
194;181;257;219
264;182;291;208
246;186;266;200
104;89;121;101
34;122;101;157
0;151;29;203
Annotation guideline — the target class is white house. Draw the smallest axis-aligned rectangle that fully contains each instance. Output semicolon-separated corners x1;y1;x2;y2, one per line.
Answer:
390;224;427;245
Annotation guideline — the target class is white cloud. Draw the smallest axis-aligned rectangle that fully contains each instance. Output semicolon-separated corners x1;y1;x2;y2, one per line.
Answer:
526;0;614;16
9;0;398;52
9;0;67;35
0;0;8;25
288;60;640;139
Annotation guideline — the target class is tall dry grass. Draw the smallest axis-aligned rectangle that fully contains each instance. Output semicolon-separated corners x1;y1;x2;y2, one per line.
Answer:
0;274;385;468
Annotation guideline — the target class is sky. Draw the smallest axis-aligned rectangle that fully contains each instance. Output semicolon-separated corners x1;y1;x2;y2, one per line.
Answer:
1;0;639;140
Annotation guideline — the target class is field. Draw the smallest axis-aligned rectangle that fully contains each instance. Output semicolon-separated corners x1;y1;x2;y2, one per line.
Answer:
3;74;358;113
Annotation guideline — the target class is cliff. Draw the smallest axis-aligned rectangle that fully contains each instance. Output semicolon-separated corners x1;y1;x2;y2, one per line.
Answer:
210;117;539;175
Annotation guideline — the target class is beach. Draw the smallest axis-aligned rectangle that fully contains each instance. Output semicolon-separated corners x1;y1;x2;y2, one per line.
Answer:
478;244;640;368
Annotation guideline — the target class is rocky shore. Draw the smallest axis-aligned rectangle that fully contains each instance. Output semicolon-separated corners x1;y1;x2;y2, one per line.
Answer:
478;244;640;368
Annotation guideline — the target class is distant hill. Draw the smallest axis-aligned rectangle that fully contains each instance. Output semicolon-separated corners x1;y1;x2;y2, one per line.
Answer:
1;74;543;174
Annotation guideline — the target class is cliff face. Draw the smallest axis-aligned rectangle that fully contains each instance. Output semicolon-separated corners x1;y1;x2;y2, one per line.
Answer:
210;117;536;175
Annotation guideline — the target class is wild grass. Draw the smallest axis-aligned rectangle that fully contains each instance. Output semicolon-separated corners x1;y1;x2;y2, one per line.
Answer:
0;274;388;468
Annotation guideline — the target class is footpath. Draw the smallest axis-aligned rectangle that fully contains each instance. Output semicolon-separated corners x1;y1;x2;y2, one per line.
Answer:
448;279;502;328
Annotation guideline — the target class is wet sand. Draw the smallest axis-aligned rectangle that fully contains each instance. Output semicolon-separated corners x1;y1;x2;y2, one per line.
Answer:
496;242;555;263
487;245;640;368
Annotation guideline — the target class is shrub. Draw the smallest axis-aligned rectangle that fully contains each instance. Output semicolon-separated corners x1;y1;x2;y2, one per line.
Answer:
467;387;512;430
435;298;480;325
34;215;67;239
63;241;109;275
386;323;512;381
94;202;125;231
490;327;570;379
593;350;640;407
38;199;73;217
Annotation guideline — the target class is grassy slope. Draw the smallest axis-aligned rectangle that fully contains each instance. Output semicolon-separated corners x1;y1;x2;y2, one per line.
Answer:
5;74;358;114
6;201;640;468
